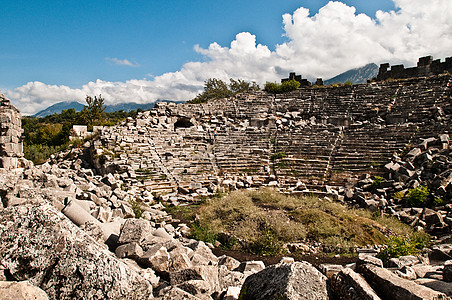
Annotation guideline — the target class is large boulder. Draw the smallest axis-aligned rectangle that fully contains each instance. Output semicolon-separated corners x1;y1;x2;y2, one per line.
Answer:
358;263;447;300
0;204;153;299
330;267;381;300
239;261;328;300
0;281;49;300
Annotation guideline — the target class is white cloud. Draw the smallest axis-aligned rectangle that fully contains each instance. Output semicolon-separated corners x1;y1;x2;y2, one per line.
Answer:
107;57;140;67
8;0;452;115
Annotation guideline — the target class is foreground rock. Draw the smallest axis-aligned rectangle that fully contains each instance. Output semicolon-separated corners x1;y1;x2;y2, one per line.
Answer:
0;204;153;299
358;263;447;300
239;261;328;300
0;281;49;300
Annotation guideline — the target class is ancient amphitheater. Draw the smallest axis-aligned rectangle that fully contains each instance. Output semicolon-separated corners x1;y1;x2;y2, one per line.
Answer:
95;73;451;198
0;57;451;299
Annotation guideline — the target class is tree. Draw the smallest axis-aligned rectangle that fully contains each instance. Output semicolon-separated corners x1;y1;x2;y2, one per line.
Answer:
80;94;105;127
264;80;300;94
189;78;260;104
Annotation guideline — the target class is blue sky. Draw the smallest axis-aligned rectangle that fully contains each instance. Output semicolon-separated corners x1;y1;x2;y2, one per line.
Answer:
2;0;451;114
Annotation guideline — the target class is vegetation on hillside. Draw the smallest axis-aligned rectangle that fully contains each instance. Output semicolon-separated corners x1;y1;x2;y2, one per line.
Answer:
23;95;141;164
188;78;259;104
167;188;427;256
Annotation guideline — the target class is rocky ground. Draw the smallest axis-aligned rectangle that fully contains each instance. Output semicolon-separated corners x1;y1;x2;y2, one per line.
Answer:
1;74;452;299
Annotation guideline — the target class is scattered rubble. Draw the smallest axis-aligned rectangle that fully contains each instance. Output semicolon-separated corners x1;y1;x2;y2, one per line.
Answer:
0;73;451;299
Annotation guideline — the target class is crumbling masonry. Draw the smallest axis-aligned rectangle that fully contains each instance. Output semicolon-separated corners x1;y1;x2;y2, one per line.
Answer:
0;92;23;169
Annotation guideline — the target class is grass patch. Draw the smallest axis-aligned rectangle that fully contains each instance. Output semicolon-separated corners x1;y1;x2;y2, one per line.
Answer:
172;188;423;256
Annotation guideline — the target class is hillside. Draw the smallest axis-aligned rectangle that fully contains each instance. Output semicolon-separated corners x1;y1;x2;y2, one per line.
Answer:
324;63;379;85
33;101;163;117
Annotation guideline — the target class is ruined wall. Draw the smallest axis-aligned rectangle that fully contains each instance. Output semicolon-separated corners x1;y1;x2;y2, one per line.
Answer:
377;55;452;81
0;93;23;169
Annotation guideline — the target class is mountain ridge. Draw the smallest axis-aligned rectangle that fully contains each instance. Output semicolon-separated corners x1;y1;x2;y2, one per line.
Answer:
324;63;379;85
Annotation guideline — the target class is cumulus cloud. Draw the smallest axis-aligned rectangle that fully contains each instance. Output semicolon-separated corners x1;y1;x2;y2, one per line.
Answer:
8;0;452;115
107;57;140;67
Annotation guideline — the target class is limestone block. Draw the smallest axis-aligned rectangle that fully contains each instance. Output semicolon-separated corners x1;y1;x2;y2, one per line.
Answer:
358;263;447;300
239;261;328;300
218;255;241;271
115;242;144;260
416;278;452;297
356;255;384;268
139;244;170;273
236;261;265;274
331;267;381;300
0;281;49;300
117;218;152;244
0;204;153;299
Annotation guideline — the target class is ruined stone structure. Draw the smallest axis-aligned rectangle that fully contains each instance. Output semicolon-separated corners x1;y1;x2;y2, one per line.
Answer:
0;93;23;169
281;72;311;87
92;74;451;198
377;55;452;81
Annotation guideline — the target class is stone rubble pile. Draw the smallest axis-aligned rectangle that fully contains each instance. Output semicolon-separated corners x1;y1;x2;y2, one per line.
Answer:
341;133;451;235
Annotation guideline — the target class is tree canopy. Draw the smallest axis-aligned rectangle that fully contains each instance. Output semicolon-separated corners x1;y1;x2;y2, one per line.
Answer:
188;78;260;104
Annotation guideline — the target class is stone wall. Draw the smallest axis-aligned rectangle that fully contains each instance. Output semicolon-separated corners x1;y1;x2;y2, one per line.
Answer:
377;55;452;81
0;93;23;169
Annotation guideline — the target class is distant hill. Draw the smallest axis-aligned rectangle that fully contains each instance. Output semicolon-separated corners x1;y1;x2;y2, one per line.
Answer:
324;63;379;85
33;101;180;118
33;102;85;118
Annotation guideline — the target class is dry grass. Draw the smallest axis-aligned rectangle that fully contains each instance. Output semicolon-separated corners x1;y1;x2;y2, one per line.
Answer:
189;188;423;255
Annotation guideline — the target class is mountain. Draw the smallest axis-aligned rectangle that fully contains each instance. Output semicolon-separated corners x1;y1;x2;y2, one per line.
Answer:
324;63;379;85
33;101;180;118
33;101;85;118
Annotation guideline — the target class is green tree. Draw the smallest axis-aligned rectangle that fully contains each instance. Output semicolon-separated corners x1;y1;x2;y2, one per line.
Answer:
229;78;259;94
80;94;106;127
189;78;260;104
264;79;300;94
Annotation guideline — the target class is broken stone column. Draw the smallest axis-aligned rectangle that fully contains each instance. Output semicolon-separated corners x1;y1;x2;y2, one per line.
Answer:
0;93;23;169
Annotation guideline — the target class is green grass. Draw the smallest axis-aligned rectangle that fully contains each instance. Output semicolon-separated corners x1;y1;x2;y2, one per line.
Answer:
170;188;423;256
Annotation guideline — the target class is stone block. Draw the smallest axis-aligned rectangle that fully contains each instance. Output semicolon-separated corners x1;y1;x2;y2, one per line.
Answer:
331;267;381;300
359;263;447;300
239;261;328;300
117;218;152;244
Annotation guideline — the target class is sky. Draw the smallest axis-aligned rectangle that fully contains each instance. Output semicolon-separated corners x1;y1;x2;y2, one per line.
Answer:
1;0;452;115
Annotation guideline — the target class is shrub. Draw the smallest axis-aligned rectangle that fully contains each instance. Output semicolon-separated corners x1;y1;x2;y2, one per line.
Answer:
130;199;144;218
377;233;430;266
264;80;300;94
371;176;384;188
344;80;353;86
406;186;430;207
270;152;286;160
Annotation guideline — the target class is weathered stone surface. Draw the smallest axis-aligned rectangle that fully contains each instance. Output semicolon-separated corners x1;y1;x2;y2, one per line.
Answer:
0;204;153;299
0;281;49;300
443;260;452;282
356;255;384;268
139;244;170;273
117;218;152;244
236;261;265;274
416;278;452;297
359;263;447;300
330;267;381;300
115;242;144;259
218;255;241;271
239;261;328;300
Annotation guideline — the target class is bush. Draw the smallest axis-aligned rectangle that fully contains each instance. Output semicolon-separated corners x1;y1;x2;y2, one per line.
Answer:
371;176;384;189
406;186;429;207
377;233;430;266
270;152;286;161
264;80;300;94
